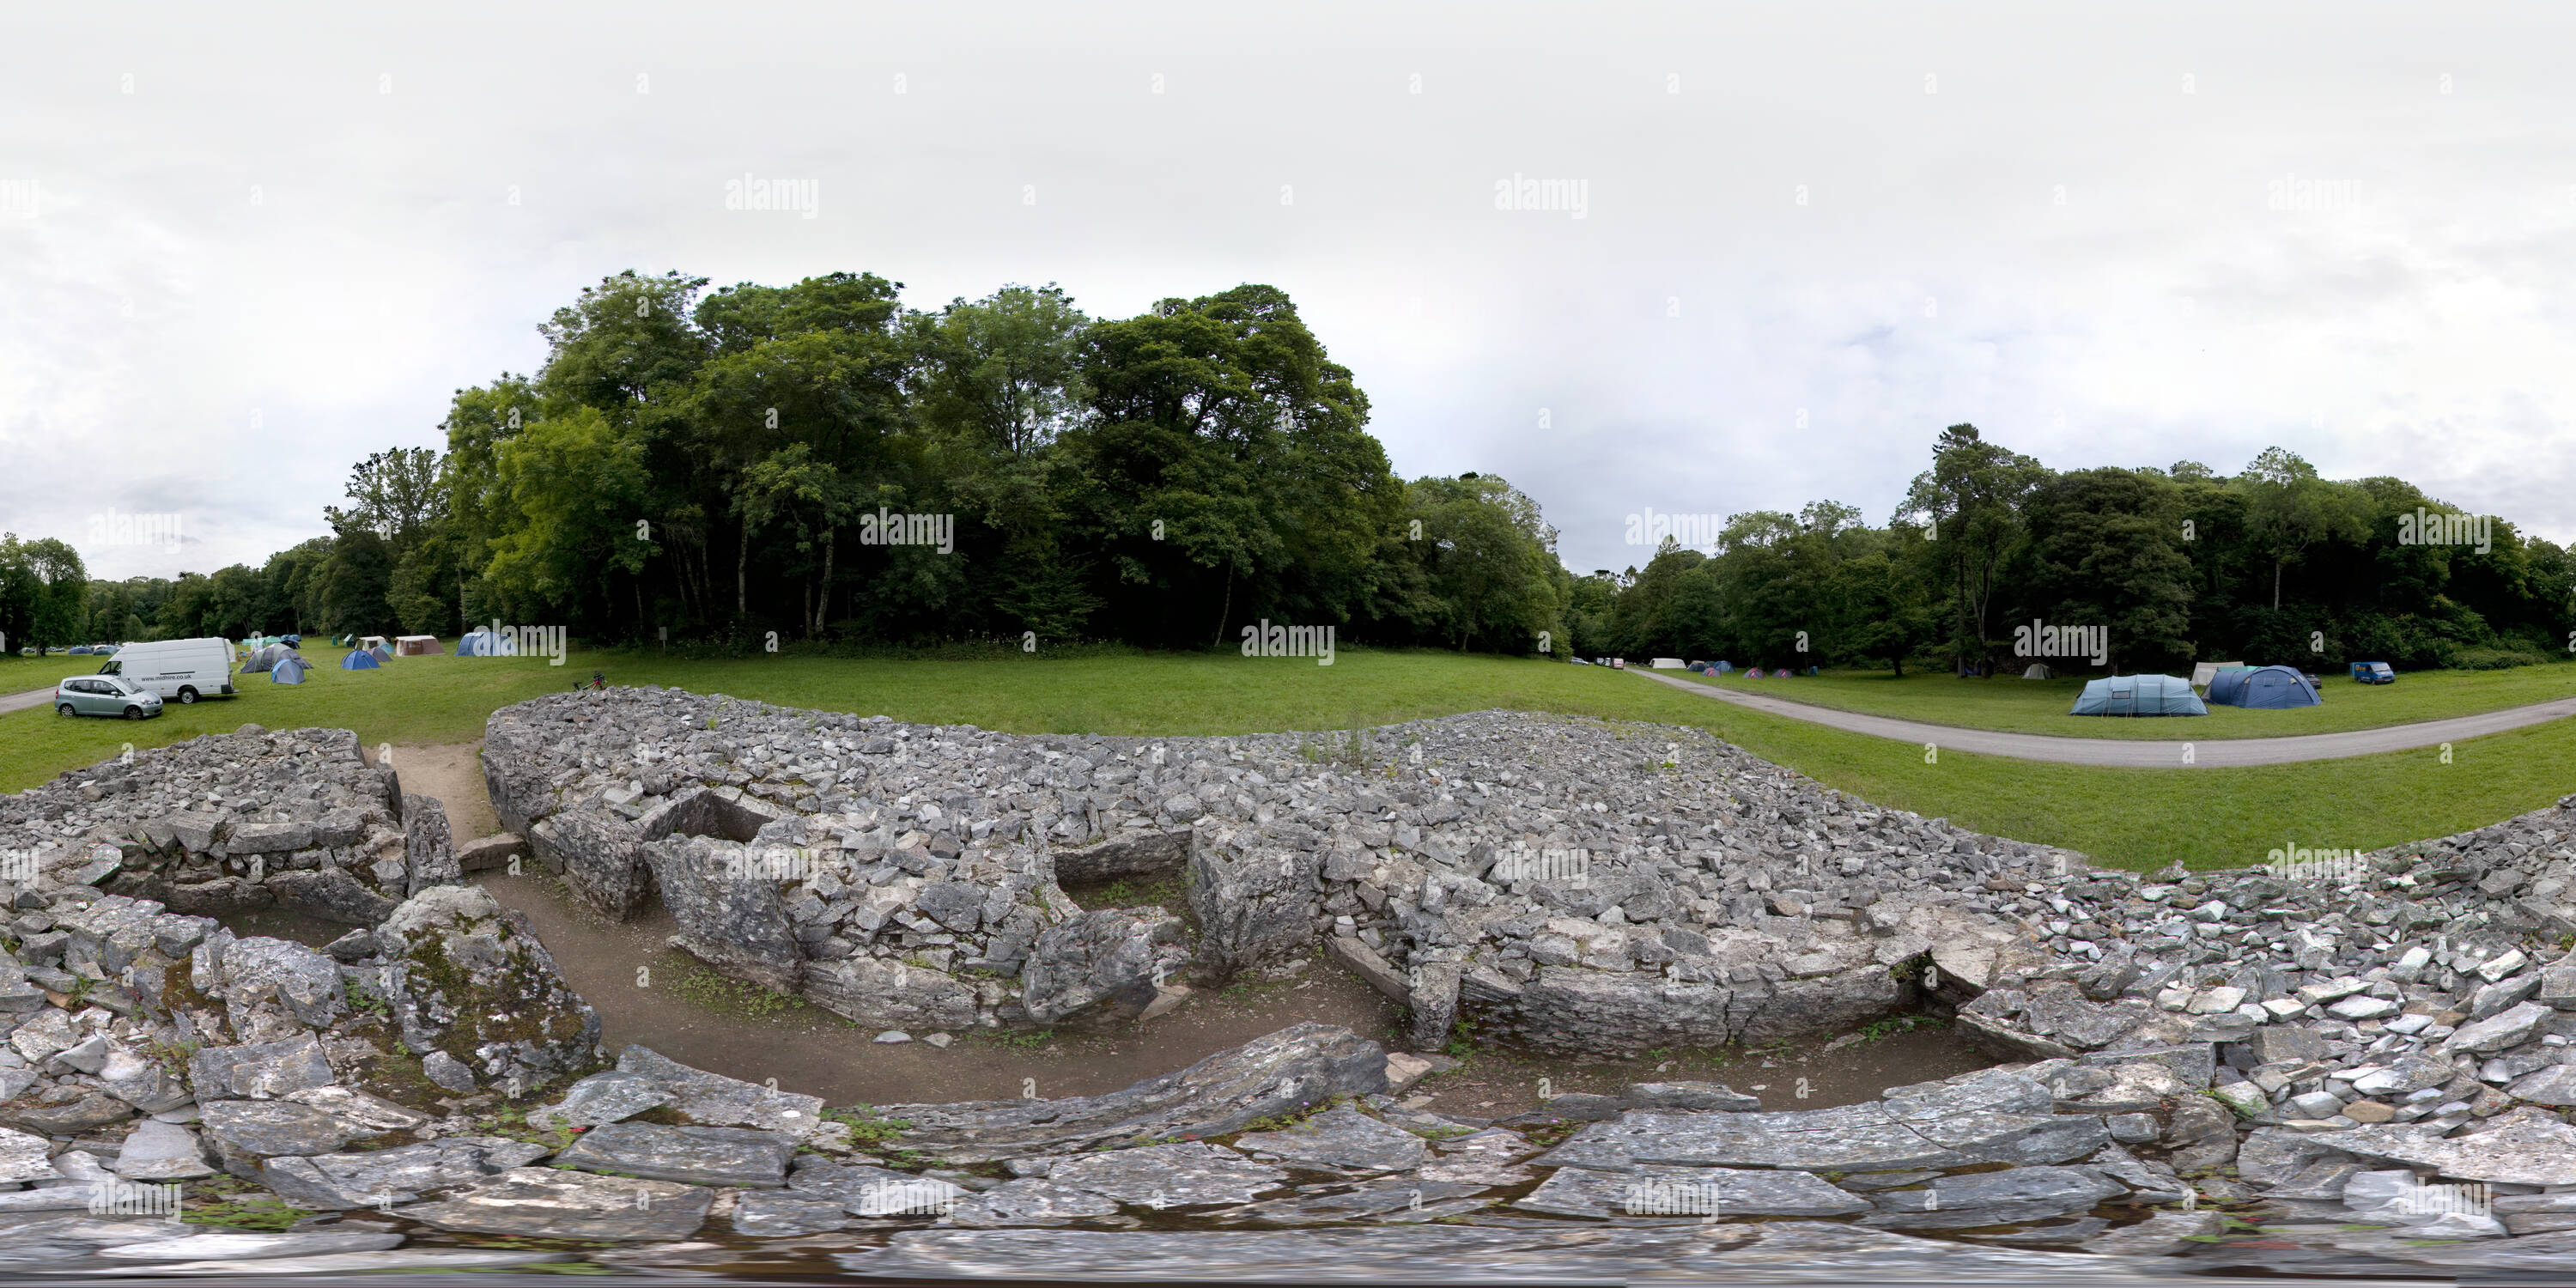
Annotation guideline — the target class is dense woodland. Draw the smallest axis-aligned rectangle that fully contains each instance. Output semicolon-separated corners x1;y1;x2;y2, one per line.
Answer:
6;271;2569;677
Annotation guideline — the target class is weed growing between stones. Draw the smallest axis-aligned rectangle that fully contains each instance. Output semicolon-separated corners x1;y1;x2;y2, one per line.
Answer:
668;958;806;1020
184;1176;303;1231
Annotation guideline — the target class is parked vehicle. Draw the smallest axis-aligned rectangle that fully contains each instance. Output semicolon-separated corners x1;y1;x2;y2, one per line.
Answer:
2351;660;2396;684
95;636;236;704
55;675;162;720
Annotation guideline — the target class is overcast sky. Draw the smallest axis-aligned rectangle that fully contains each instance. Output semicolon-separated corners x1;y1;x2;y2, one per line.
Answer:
7;2;2574;581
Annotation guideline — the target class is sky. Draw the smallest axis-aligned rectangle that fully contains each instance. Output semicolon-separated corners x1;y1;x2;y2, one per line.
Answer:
5;2;2574;581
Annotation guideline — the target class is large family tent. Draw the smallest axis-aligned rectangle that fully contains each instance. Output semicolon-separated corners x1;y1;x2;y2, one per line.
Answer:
270;655;313;684
2069;674;2207;716
241;642;299;674
340;647;382;670
454;628;519;657
2208;665;2323;709
394;635;440;656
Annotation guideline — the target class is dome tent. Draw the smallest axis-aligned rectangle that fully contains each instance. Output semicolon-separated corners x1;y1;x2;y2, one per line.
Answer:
455;628;519;656
340;647;381;670
2022;663;2052;680
270;655;313;684
2208;664;2323;709
2069;674;2206;716
241;642;299;674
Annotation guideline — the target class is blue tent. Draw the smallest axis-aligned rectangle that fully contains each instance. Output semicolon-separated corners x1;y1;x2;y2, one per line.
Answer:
1713;660;1733;672
2208;664;2322;709
340;648;381;670
455;628;519;656
2070;674;2207;716
270;655;313;684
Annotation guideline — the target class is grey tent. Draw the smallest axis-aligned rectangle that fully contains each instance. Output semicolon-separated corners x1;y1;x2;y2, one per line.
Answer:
242;642;297;674
2022;663;2053;680
270;654;313;684
2070;674;2206;716
2208;665;2323;709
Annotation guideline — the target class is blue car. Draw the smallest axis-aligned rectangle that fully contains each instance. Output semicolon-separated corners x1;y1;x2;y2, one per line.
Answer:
2351;661;2395;684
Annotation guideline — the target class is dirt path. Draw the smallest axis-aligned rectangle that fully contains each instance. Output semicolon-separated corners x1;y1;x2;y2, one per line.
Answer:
1636;665;2576;767
377;740;1992;1115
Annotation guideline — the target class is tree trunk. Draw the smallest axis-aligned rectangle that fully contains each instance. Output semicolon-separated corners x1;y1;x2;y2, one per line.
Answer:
815;528;835;636
735;523;750;620
2273;557;2283;611
1212;559;1234;647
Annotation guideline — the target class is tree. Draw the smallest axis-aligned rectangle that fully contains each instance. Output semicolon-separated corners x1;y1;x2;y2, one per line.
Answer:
2235;447;2370;611
1899;424;2050;675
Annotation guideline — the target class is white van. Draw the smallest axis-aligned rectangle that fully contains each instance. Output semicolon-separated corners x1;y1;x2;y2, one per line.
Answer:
97;637;238;704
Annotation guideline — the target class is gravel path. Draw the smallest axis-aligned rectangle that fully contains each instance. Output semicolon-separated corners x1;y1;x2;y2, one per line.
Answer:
0;683;58;716
1633;666;2576;766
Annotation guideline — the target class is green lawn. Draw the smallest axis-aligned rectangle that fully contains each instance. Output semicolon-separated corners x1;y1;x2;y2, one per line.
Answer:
1;647;2562;872
1;648;103;695
1669;661;2576;738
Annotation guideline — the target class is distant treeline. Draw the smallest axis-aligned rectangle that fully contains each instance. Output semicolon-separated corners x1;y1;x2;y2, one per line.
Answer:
1566;425;2576;675
15;279;2567;677
44;272;1566;654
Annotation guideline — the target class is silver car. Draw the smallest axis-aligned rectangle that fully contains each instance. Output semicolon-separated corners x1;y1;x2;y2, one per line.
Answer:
55;675;162;720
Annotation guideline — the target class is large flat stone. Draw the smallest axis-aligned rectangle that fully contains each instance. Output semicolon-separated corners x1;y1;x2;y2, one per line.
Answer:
186;1035;335;1102
0;1127;58;1184
788;1157;968;1216
2334;1109;2576;1186
527;1069;671;1131
95;1229;405;1261
943;1179;1124;1228
197;1100;378;1169
1516;1163;1872;1218
259;1138;549;1208
395;1166;712;1241
731;1188;854;1236
553;1121;797;1188
113;1120;213;1181
613;1045;829;1142
1044;1142;1289;1207
866;1023;1388;1164
1861;1165;2126;1229
1232;1106;1427;1176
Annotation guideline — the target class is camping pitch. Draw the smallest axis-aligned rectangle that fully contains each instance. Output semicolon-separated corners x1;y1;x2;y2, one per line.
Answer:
2070;674;2207;716
2208;664;2323;709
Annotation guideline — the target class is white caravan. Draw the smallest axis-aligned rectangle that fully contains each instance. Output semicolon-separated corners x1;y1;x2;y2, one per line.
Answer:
97;637;238;704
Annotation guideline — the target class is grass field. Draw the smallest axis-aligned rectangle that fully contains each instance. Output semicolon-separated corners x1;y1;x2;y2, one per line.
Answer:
1;647;2562;872
1671;661;2576;738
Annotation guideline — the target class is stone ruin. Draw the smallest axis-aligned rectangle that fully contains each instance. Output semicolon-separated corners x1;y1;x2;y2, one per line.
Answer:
482;687;2085;1053
0;690;2569;1273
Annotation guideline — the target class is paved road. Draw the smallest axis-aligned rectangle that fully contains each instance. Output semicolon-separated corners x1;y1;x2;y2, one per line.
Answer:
1633;667;2576;767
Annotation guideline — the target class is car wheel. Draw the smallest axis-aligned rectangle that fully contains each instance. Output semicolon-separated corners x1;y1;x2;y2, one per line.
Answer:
124;706;145;720
177;687;198;704
56;704;75;718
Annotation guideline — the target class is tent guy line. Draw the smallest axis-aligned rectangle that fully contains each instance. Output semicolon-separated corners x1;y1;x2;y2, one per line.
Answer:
1630;668;2576;768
